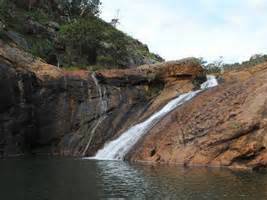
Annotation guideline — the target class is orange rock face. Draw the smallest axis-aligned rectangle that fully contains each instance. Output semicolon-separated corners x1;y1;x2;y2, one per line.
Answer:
97;59;203;83
129;63;267;170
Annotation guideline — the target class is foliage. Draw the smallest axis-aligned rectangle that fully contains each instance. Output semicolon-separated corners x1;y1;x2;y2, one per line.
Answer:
200;54;267;74
10;0;101;19
59;16;105;65
101;27;130;67
97;55;115;66
57;0;101;18
25;9;50;24
1;0;162;70
204;64;222;74
59;16;134;67
0;0;9;20
145;82;165;98
223;54;267;71
197;57;223;74
28;38;55;60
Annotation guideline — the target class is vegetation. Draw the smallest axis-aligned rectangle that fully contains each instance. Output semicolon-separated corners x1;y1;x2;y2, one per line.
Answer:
223;54;267;71
62;64;109;71
199;54;267;74
27;38;54;58
0;0;9;27
0;0;162;70
25;9;51;24
59;17;105;65
60;0;102;18
146;82;165;98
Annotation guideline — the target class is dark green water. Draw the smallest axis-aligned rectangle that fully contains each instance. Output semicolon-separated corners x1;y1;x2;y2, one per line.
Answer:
0;158;266;200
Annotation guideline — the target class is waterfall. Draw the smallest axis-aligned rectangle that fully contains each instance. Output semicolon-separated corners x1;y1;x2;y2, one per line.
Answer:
91;73;108;114
91;75;218;160
82;73;108;156
18;79;25;108
201;75;218;90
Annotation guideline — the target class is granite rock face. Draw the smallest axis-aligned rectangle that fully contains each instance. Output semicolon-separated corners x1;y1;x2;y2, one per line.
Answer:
129;62;267;170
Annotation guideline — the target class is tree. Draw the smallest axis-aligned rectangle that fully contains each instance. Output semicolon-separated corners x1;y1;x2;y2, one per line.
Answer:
250;54;264;61
204;56;224;73
59;16;105;64
58;0;101;18
197;57;207;66
11;0;101;17
214;56;224;68
110;9;120;27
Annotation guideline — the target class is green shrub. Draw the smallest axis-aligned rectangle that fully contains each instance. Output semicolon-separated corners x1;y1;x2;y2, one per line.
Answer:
59;17;105;47
59;17;105;64
59;16;131;67
145;82;164;98
26;9;50;24
28;38;54;59
0;0;9;20
97;55;115;66
223;54;267;71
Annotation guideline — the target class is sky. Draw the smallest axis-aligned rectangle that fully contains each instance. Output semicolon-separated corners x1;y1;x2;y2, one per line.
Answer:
100;0;267;63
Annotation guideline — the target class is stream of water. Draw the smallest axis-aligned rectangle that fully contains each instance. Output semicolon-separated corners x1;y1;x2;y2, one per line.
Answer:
93;75;218;160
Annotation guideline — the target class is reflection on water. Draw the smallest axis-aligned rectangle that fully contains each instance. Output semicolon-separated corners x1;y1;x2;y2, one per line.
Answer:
0;158;266;200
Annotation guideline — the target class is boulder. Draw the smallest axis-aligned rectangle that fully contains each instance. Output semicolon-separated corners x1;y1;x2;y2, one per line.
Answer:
6;31;29;49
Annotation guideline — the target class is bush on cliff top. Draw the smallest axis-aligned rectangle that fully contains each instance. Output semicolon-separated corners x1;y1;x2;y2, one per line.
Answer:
59;17;105;65
59;17;139;68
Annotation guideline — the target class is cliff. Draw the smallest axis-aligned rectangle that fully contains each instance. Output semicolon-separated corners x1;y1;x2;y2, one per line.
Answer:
0;40;203;157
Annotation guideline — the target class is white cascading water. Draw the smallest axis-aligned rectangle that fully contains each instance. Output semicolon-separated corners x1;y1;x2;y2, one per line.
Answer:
82;73;108;156
92;75;218;160
200;75;218;90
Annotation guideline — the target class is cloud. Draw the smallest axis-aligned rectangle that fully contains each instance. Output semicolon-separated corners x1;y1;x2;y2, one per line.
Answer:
101;0;267;63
